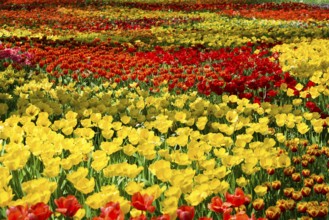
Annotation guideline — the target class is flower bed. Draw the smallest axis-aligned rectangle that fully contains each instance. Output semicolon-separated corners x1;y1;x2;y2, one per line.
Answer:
1;1;329;220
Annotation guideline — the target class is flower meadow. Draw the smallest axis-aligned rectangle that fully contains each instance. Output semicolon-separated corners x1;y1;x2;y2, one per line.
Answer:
1;0;329;219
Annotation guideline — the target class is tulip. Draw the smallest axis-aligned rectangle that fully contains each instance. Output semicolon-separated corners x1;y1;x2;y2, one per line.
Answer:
177;205;195;220
314;184;325;194
297;202;308;213
271;181;281;190
54;195;82;217
99;202;124;220
301;169;310;177
225;188;249;207
6;205;29;220
291;191;303;201
265;206;281;220
283;188;294;198
29;202;52;220
208;196;231;213
131;192;155;213
301;187;311;197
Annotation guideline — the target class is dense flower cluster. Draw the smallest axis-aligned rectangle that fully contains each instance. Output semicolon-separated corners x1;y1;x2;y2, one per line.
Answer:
219;2;329;21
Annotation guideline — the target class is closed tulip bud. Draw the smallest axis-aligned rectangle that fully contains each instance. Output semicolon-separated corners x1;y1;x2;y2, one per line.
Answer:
304;178;314;187
267;168;275;175
314;184;325;194
301;160;308;167
292;173;301;182
314;175;324;184
322;185;329;194
284;167;295;176
253;198;265;211
307;155;315;164
320;201;329;207
265;206;281;220
283;188;294;198
276;200;287;212
297;202;308;213
291;191;303;201
271;181;281;190
318;206;328;217
292;156;301;164
290;145;298;152
286;199;295;211
301;187;311;197
302;169;310;177
315;149;322;157
307;206;319;218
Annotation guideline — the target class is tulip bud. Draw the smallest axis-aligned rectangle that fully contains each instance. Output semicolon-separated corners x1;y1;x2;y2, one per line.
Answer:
283;166;295;176
301;169;310;177
286;199;295;211
292;173;301;182
318;205;328;217
271;181;281;190
307;206;319;218
314;149;322;157
304;178;314;188
290;144;298;152
253;198;265;211
307;155;315;164
292;156;301;164
314;184;325;194
291;191;303;201
323;185;329;194
283;188;294;198
314;174;324;184
276;200;287;212
265;206;281;220
297;202;308;213
301;160;308;167
301;187;311;197
267;168;275;175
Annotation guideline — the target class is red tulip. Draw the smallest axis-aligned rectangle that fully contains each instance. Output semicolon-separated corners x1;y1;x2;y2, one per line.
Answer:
225;188;248;207
98;202;124;220
29;202;52;220
177;205;195;220
6;205;29;220
208;196;232;213
131;192;155;213
199;218;213;220
54;195;82;217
